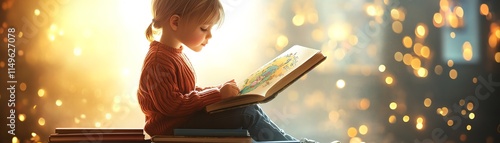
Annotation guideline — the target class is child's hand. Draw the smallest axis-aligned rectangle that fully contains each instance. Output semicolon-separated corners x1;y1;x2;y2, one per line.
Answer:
220;80;239;99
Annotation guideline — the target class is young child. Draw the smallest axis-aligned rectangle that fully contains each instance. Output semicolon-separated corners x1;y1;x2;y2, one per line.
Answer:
137;0;318;142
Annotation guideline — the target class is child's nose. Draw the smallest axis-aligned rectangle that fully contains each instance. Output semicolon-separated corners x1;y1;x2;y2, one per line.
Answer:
206;31;212;39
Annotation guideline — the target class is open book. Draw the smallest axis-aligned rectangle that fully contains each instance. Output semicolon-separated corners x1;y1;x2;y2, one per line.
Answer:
206;45;326;113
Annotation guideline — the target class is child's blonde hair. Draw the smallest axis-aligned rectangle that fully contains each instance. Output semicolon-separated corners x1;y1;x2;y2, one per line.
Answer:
146;0;224;42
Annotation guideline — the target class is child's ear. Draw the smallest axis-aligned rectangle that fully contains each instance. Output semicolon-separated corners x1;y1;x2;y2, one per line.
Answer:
169;15;180;31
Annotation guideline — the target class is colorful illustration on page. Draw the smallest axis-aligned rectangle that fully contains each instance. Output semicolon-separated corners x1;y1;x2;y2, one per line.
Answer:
239;52;299;95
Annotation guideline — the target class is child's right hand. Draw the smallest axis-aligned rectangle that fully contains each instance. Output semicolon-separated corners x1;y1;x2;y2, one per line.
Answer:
220;80;239;99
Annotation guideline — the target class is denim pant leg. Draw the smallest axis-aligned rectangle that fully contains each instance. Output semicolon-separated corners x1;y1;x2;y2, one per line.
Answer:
179;105;297;141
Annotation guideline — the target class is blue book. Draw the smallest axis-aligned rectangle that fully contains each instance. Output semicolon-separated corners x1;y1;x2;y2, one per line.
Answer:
173;129;250;137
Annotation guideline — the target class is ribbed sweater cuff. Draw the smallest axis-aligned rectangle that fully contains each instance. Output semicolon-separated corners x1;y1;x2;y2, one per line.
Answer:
199;88;222;106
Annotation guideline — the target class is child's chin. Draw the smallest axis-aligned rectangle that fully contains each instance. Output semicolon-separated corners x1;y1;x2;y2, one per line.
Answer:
190;46;203;52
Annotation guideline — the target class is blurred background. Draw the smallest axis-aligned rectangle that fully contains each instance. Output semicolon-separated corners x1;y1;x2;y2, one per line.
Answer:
1;0;500;142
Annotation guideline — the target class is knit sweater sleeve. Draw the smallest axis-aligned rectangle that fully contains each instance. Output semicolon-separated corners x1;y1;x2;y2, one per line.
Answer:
144;62;222;117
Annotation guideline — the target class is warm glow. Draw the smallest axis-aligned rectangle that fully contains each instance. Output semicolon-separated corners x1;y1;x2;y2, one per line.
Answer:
411;58;421;69
433;13;443;27
359;125;368;135
440;0;449;11
450;32;456;38
329;111;339;122
56;100;63;106
489;34;498;48
34;9;40;16
447;60;454;67
348;35;358;46
366;5;377;16
74;47;82;56
328;23;351;41
469;113;475;120
389;115;396;124
311;29;324;42
496;29;500;39
292;14;305;26
403;115;410;122
449;69;458;79
466;125;472;131
385;76;394;85
359;98;370;110
460;99;466;106
416;123;423;130
437;108;442;115
417;117;423;123
403;36;413;48
397;9;406;21
424;98;432;107
106;113;112;120
448;15;459;28
19;114;26;122
447;119;454;126
74;118;80;124
454;6;464;18
415;24;427;39
95;122;102;127
462;41;473;61
480;4;489;16
441;107;449;116
336;79;346;89
392;21;403;34
38;89;46;97
417;68;428;77
12;137;19;143
390;8;400;20
413;43;422;56
389;102;397;110
20;82;27;91
276;35;289;51
378;65;386;72
467;102;474;111
421;46;430;58
495;52;500;63
347;127;358;138
38;118;46;126
394;52;403;62
403;54;413;65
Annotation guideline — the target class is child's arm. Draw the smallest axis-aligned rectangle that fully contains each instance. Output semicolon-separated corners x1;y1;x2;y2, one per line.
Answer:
143;64;222;117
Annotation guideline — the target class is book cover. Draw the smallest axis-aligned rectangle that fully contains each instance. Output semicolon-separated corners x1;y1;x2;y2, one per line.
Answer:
173;129;249;137
151;135;252;143
206;45;326;113
55;128;144;134
49;133;145;142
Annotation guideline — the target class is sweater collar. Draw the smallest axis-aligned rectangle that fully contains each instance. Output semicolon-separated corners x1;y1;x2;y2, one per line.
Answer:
150;41;183;53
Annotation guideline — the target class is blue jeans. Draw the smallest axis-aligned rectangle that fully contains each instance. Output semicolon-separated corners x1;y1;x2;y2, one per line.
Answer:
179;105;297;141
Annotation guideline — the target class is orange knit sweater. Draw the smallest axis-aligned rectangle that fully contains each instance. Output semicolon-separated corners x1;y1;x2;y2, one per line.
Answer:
137;41;222;136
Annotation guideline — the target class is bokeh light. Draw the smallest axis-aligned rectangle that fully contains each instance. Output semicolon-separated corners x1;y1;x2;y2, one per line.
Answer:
403;115;410;122
424;98;432;107
1;0;499;143
336;79;346;89
389;102;397;110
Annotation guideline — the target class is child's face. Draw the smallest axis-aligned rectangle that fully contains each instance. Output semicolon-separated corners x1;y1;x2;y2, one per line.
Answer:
177;23;213;52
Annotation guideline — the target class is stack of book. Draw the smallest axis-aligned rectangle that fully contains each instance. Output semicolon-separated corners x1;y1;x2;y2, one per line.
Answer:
49;128;150;143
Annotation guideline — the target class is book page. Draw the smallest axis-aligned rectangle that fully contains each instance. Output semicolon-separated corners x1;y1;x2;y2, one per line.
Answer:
237;45;319;96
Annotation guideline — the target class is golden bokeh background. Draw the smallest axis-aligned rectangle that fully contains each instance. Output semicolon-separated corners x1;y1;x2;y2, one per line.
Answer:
1;0;500;143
